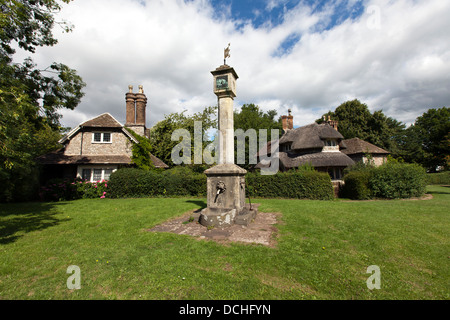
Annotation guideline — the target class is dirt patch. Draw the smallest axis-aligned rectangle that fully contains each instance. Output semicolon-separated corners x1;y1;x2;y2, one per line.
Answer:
147;206;280;248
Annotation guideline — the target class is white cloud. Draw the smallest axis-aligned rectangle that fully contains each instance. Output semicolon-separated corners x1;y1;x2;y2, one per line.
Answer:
19;0;450;130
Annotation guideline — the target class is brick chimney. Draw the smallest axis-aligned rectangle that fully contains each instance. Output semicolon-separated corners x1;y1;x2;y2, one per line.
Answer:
281;109;294;133
125;85;147;137
287;109;293;130
326;115;339;131
135;85;147;126
125;85;136;125
281;115;288;133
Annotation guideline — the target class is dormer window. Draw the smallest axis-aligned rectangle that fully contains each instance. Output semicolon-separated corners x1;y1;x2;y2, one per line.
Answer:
323;139;339;152
92;132;112;143
281;143;292;152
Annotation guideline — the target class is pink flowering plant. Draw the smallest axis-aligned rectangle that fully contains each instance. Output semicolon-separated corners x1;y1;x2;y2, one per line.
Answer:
39;178;109;201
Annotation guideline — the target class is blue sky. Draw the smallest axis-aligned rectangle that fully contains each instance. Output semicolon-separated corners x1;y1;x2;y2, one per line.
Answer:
211;0;365;29
210;0;366;55
19;0;450;129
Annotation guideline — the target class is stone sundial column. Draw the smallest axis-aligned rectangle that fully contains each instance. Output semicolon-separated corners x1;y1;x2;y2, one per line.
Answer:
211;65;238;164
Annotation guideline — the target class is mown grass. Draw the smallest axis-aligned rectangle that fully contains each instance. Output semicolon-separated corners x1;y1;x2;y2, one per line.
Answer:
0;186;448;300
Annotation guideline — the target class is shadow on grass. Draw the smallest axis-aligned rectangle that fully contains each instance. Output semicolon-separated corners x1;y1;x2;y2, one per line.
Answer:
0;202;70;245
185;199;207;212
427;185;450;195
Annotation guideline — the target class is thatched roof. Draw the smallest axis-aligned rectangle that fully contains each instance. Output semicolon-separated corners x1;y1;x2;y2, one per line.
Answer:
280;123;344;151
341;138;390;155
256;151;354;169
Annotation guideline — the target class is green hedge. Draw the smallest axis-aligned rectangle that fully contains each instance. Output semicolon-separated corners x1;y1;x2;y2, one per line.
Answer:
341;171;373;200
369;163;426;199
246;171;334;200
108;167;335;200
108;167;207;198
426;171;450;185
343;162;427;200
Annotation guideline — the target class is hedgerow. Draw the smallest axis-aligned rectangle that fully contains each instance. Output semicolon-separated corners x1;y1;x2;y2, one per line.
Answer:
343;162;427;199
107;167;335;200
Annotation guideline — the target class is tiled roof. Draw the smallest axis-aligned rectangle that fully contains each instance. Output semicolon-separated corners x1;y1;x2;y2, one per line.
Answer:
37;149;169;168
81;113;122;128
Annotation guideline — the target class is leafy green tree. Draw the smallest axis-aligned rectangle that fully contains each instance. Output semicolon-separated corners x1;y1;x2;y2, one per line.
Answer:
0;0;85;202
318;99;405;156
233;103;282;169
411;107;449;171
149;106;217;169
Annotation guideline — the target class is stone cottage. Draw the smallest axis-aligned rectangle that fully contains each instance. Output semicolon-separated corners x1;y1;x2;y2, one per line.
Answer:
37;86;168;182
341;137;390;166
256;111;355;180
256;111;392;180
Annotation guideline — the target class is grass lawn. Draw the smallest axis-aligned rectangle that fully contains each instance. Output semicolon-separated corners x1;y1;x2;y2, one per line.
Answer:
0;186;448;300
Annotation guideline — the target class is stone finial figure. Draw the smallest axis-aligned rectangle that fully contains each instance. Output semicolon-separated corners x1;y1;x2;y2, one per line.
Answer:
224;43;231;64
128;85;133;93
138;85;144;94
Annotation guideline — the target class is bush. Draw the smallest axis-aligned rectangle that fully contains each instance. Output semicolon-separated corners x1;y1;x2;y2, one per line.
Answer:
39;178;109;201
108;167;335;200
342;170;373;200
343;162;427;200
108;167;207;198
369;162;427;199
426;171;450;185
246;170;334;200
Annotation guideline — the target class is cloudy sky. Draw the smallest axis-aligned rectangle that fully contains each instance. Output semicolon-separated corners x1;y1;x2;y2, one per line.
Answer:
17;0;450;129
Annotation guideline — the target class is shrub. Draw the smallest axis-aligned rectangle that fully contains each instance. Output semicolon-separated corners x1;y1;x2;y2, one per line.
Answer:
343;162;427;200
108;167;207;198
369;162;427;199
426;171;450;185
246;170;334;200
342;170;373;200
108;167;335;200
39;178;109;201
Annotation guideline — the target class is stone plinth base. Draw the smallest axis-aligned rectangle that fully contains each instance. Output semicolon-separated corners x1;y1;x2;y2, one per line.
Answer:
198;207;236;227
234;204;258;226
199;204;258;227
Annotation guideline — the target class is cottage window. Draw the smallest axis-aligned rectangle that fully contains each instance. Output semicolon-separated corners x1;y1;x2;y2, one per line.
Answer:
104;169;113;180
82;169;91;181
326;139;337;147
328;168;342;180
92;132;112;143
93;132;102;142
79;168;116;182
93;169;103;181
281;143;292;152
103;132;111;142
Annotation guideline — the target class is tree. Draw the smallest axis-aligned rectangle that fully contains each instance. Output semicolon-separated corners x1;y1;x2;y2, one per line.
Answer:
233;104;282;169
149;106;217;169
0;0;85;202
411;107;449;171
318;99;405;156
